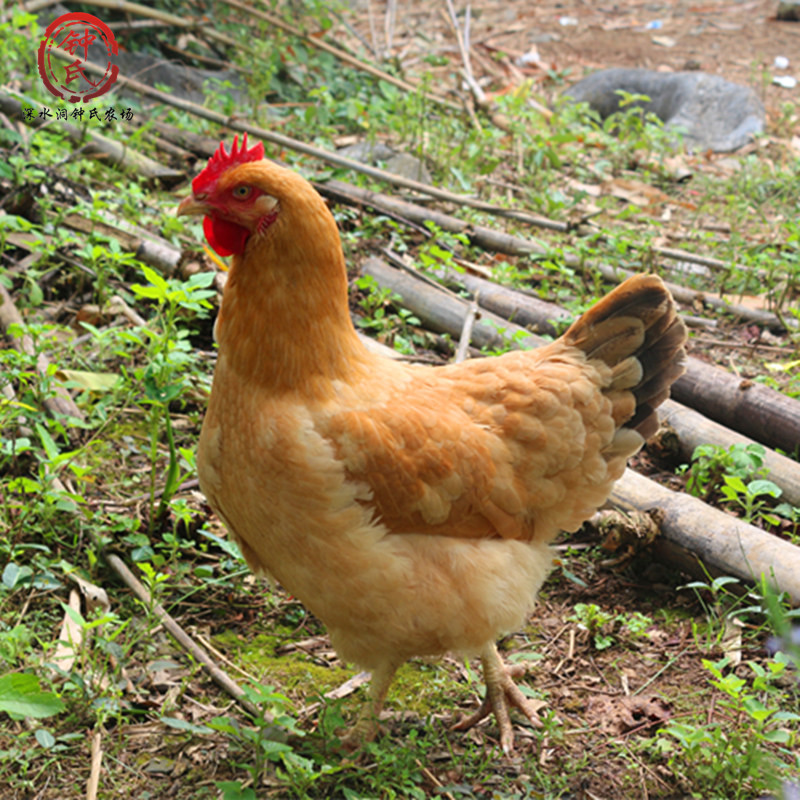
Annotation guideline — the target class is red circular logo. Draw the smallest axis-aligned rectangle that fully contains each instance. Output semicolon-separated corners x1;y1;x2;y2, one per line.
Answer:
38;13;119;104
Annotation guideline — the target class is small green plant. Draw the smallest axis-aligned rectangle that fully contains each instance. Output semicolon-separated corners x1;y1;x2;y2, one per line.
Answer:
679;442;768;500
568;603;652;650
354;275;423;354
655;655;799;799
718;475;782;524
128;266;215;529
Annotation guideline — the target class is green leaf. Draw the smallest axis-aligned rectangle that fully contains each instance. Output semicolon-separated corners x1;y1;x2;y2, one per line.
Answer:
161;716;214;735
761;728;790;743
0;673;65;718
746;479;781;498
2;562;33;590
141;265;169;294
216;782;258;800
35;423;60;462
722;474;747;494
35;728;56;748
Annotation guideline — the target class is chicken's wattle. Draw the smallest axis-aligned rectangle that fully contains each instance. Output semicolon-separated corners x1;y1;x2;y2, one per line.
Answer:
203;214;250;257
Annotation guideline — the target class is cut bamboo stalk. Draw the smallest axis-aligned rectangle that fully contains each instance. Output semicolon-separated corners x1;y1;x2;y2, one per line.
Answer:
610;469;800;605
659;399;800;508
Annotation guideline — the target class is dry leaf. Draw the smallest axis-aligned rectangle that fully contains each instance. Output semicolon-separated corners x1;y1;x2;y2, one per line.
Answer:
50;588;83;672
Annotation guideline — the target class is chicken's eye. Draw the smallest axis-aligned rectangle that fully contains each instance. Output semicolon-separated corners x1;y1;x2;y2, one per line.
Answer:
232;185;252;200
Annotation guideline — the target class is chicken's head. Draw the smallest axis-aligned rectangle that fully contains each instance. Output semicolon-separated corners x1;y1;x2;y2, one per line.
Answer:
177;133;283;258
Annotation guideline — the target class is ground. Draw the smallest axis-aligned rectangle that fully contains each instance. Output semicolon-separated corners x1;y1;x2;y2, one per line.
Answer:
0;1;799;799
383;0;799;117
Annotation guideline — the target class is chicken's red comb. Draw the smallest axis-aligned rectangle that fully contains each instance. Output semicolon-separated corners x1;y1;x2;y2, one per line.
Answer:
192;133;265;193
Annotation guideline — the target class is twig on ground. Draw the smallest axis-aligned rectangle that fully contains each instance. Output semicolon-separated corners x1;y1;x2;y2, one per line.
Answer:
85;728;102;800
455;292;480;363
103;552;260;717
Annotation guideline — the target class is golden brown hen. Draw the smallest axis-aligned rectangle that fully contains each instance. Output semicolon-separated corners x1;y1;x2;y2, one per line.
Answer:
177;135;687;753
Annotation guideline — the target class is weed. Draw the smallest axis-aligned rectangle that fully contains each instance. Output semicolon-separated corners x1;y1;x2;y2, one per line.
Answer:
353;274;424;353
678;442;768;500
655;655;798;799
568;603;654;650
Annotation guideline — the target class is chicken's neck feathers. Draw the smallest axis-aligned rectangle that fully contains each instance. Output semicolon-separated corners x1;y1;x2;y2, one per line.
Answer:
214;212;371;395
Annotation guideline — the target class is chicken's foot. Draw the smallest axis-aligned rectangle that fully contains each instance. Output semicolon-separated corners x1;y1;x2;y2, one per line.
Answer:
453;643;542;755
339;662;397;751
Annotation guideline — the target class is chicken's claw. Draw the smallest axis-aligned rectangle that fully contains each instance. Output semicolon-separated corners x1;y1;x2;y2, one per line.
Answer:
337;662;397;752
453;644;543;755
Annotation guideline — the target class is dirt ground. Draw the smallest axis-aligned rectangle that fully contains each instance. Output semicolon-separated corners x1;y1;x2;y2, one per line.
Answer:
354;0;800;120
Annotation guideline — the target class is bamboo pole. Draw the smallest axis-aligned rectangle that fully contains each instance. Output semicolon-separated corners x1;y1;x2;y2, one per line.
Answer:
611;469;800;605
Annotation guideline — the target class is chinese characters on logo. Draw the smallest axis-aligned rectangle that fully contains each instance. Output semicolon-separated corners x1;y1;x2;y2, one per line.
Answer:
24;106;135;123
38;12;119;103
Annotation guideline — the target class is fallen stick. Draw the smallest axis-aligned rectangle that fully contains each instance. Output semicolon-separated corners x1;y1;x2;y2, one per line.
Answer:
20;52;555;230
671;358;800;459
361;256;800;500
611;469;800;605
590;261;790;333
104;552;259;717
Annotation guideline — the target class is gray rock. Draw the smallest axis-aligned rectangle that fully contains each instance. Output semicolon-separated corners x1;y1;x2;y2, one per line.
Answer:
563;68;765;152
111;51;245;106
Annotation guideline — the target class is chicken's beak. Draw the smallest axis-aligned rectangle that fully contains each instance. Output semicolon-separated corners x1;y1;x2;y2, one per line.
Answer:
176;195;209;217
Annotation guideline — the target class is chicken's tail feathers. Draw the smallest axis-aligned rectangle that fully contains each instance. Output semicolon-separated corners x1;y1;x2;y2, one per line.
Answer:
562;274;687;439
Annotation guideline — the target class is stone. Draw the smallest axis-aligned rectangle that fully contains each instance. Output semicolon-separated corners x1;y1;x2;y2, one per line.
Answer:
563;68;765;152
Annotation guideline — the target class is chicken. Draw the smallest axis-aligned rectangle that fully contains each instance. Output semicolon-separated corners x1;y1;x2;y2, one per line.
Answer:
177;134;687;753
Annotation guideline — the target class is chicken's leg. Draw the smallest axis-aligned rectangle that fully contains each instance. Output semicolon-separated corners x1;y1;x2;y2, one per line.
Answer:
340;661;397;750
453;642;542;755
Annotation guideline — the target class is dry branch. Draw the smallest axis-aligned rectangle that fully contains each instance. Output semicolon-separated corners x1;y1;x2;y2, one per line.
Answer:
590;260;789;333
428;263;574;337
611;469;800;605
104;552;260;717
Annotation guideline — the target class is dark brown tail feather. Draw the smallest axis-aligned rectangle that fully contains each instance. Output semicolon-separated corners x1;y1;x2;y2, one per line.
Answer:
561;274;687;438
